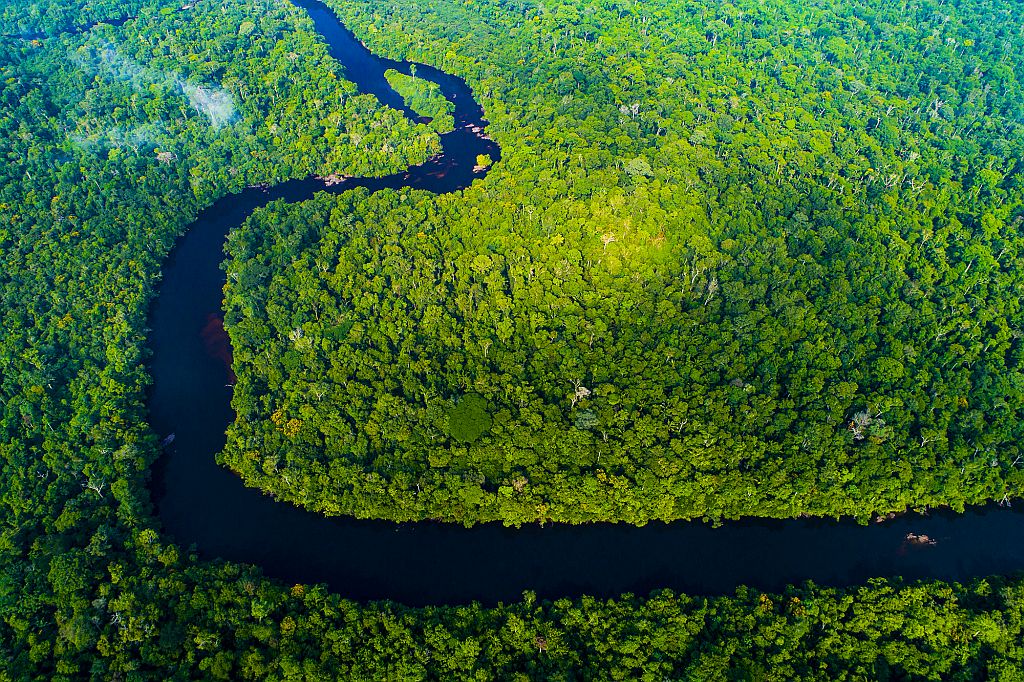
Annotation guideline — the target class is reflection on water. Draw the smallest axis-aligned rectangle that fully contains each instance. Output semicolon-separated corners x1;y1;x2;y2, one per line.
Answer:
200;313;234;385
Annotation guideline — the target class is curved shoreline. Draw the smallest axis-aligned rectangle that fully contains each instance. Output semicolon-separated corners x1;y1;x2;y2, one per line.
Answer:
146;0;1024;606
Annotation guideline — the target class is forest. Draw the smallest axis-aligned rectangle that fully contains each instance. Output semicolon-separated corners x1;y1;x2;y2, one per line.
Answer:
1;0;1024;677
221;0;1024;526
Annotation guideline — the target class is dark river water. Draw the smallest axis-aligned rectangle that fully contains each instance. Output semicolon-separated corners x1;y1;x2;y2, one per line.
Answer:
146;0;1024;606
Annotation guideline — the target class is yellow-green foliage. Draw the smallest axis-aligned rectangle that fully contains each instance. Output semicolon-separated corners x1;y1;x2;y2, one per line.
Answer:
222;0;1024;526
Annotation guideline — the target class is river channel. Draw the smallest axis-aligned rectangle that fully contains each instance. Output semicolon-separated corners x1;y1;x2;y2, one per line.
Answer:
146;0;1024;606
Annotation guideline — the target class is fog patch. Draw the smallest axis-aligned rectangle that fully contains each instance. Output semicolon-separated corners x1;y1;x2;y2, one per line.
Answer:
70;41;146;83
182;84;236;129
70;123;164;151
71;40;239;130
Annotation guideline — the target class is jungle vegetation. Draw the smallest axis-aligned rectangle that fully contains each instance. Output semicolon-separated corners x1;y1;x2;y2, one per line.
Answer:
220;0;1024;526
2;0;1024;678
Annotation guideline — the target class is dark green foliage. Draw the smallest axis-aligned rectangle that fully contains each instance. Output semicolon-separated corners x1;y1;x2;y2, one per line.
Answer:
449;394;492;443
7;563;1024;680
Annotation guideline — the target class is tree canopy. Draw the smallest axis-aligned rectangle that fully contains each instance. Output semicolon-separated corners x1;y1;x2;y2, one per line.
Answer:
2;0;1024;677
221;0;1024;526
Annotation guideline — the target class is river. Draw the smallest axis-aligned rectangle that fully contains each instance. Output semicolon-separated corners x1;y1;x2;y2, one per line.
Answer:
146;0;1024;606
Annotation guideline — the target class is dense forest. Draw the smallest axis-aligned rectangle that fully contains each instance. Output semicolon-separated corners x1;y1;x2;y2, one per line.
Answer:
2;0;1024;677
0;0;145;37
221;0;1024;525
10;568;1024;680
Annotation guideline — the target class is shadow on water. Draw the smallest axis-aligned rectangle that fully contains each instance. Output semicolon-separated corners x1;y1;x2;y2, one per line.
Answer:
146;0;1024;606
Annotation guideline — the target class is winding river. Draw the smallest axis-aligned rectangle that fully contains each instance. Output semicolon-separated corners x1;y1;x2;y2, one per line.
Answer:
147;0;1024;607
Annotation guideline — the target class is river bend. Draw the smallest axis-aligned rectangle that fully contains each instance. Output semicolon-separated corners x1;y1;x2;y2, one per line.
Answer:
146;0;1024;606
